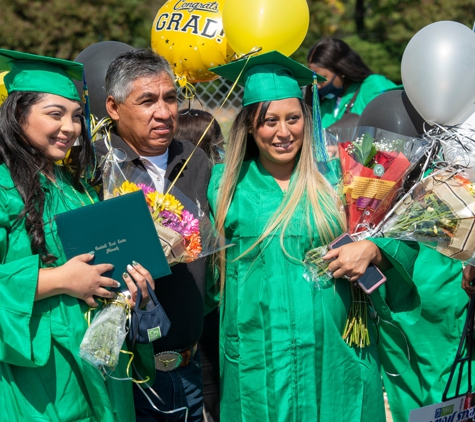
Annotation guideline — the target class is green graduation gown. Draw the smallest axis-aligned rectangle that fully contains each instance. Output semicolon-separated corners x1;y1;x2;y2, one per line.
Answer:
207;158;421;422
0;164;135;422
376;244;469;422
320;74;396;128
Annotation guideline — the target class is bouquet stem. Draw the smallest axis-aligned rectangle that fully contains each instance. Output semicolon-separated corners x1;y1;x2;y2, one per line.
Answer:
342;283;370;348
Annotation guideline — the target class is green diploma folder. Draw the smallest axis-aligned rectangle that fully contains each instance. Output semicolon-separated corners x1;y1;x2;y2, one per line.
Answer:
55;190;171;290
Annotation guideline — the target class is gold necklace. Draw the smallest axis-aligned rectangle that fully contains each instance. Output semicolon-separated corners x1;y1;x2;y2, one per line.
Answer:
44;167;95;208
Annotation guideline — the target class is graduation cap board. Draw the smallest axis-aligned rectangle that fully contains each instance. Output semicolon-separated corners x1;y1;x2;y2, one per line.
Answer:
210;50;326;107
0;48;83;102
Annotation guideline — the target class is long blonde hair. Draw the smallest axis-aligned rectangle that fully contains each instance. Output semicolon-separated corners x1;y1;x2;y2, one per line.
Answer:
214;99;346;293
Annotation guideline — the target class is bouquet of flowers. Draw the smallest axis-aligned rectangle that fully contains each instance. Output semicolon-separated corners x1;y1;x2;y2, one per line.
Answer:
303;127;431;348
100;147;227;265
324;126;431;234
113;179;202;264
378;169;475;262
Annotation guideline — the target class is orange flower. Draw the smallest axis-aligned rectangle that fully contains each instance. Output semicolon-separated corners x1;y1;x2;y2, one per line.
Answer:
185;232;202;257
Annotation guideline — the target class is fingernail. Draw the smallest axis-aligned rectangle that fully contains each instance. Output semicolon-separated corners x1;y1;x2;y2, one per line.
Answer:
132;260;139;266
127;264;134;272
122;272;129;278
88;251;95;255
115;282;121;288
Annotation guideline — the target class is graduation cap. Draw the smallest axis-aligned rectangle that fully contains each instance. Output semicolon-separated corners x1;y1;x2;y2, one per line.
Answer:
0;49;83;102
210;51;326;107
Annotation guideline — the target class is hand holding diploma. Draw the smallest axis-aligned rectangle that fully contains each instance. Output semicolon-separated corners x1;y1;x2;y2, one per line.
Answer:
36;252;120;307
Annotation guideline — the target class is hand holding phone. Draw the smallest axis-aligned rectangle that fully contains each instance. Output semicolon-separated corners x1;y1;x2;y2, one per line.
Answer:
328;233;386;294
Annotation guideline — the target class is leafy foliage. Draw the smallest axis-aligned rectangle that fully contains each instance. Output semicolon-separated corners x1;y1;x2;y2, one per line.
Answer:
0;0;473;80
293;0;475;83
0;0;161;59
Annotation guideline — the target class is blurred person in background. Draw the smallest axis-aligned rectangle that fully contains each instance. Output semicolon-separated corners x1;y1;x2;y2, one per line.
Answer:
305;38;396;128
176;109;224;164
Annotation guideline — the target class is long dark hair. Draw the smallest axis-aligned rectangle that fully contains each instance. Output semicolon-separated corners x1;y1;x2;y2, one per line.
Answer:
0;91;95;264
307;38;373;83
175;109;224;162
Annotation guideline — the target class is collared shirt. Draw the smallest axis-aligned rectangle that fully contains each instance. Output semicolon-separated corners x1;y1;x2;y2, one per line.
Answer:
139;150;169;193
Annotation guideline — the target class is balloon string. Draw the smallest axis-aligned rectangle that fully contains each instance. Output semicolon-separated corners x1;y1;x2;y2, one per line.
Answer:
229;47;263;62
175;76;197;101
165;53;256;196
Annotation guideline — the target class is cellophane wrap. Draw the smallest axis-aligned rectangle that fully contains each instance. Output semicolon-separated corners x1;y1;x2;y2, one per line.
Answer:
323;126;431;235
101;147;229;265
379;170;475;262
79;295;128;378
303;246;333;290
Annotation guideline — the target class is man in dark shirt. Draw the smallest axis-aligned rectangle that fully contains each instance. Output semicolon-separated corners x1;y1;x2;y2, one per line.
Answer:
96;48;210;422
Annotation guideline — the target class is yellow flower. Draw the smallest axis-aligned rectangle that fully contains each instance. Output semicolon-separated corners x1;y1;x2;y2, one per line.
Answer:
149;192;184;216
114;181;141;196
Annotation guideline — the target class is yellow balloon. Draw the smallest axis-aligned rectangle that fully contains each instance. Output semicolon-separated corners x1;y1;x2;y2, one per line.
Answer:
222;0;309;56
151;0;235;84
0;71;8;106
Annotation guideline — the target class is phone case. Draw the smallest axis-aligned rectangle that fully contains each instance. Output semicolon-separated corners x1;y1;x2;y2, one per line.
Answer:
328;233;387;294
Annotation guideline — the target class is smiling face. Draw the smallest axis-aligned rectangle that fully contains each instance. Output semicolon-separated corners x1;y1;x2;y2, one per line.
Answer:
21;94;82;164
106;73;178;157
251;97;304;171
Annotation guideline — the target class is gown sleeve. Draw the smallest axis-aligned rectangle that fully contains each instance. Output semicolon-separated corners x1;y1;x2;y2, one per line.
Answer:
368;237;421;325
0;197;51;367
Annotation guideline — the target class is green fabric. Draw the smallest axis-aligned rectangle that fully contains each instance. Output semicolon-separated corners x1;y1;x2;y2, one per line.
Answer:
210;50;324;107
207;158;421;422
320;74;397;128
372;241;469;422
0;164;136;421
0;48;82;101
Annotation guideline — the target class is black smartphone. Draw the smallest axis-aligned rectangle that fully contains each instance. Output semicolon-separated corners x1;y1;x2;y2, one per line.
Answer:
329;233;386;294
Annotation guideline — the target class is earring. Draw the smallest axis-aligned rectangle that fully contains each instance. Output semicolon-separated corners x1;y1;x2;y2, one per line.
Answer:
341;74;345;78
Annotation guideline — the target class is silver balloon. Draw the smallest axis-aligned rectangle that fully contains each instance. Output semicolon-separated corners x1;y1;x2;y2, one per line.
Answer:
402;21;475;126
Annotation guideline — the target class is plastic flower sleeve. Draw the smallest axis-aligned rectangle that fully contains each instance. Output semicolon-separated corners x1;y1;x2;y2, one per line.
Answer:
100;152;231;265
303;246;334;290
79;295;129;379
324;126;431;235
99;147;128;200
378;170;475;261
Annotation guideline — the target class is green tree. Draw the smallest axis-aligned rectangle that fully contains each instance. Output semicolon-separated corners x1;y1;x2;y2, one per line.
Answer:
294;0;475;83
0;0;162;59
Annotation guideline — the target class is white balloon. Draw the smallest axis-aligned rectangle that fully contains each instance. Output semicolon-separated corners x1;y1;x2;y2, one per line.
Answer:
402;21;475;126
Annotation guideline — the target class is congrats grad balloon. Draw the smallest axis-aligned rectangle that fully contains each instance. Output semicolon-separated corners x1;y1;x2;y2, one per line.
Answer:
151;0;234;84
222;0;309;57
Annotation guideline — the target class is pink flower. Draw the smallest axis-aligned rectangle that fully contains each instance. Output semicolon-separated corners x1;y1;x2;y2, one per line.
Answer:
181;210;200;237
137;183;156;195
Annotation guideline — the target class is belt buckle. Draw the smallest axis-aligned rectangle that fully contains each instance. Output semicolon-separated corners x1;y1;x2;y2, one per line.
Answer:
155;351;183;372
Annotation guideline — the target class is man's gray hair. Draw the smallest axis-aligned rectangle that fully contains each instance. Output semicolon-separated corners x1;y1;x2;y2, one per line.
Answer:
105;48;175;103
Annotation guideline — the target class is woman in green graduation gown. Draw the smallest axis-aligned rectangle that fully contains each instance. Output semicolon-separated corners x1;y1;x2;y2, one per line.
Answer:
0;49;152;421
305;38;396;128
207;52;421;421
